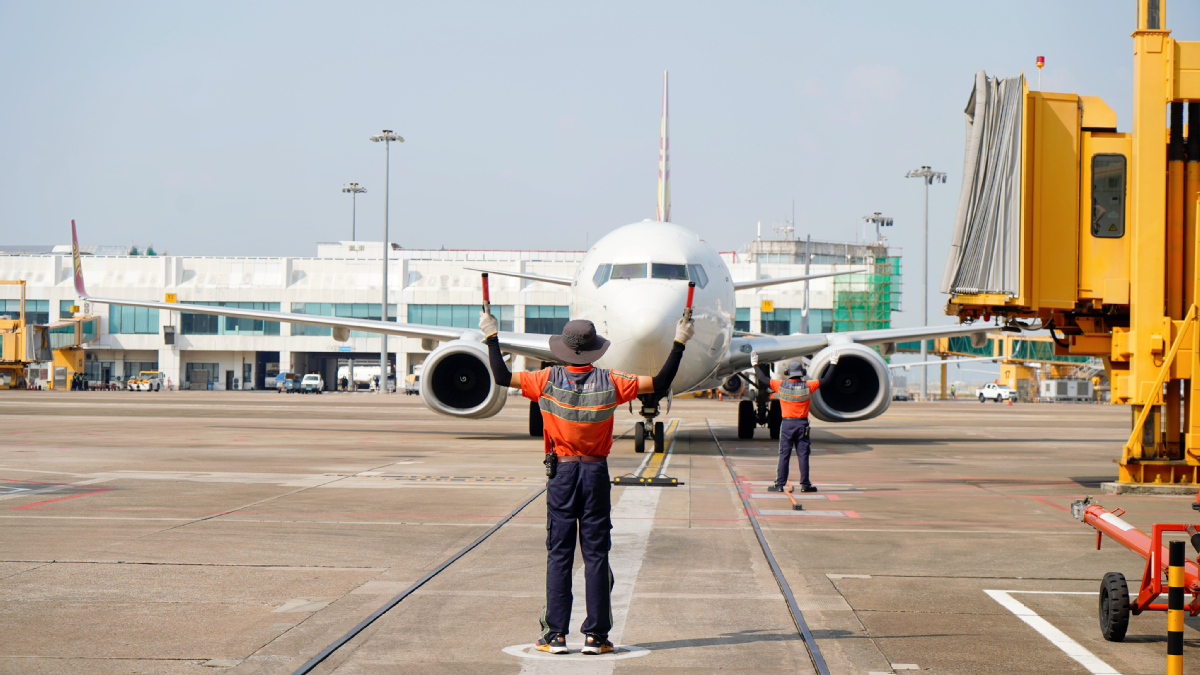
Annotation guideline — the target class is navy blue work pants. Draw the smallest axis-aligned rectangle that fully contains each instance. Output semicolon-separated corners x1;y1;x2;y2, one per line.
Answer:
541;459;614;639
776;418;811;489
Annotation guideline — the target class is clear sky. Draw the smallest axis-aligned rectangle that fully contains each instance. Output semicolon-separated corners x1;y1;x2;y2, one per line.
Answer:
3;1;1197;346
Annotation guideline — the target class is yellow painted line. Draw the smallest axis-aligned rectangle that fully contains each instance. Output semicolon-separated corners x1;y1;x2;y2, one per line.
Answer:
639;419;680;478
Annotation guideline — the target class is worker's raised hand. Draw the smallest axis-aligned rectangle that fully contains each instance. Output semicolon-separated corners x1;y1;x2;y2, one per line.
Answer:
479;311;498;338
674;316;694;344
750;352;759;367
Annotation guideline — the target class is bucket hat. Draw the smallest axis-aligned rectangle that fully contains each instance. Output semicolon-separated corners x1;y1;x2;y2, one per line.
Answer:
549;319;611;365
786;360;807;378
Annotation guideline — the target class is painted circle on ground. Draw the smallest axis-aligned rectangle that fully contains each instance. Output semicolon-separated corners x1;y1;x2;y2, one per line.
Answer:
501;644;650;660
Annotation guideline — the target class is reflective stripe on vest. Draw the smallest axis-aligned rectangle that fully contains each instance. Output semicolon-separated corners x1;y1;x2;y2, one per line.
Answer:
776;380;811;402
539;366;620;424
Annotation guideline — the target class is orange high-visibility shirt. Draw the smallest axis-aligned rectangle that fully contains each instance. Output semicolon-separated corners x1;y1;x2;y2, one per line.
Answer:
769;378;820;419
520;365;641;457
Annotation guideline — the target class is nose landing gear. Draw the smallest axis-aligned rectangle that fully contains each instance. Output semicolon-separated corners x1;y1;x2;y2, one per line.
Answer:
633;395;666;453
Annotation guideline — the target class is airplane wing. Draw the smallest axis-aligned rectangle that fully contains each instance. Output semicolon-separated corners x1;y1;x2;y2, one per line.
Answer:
69;221;557;363
732;269;861;291
463;267;572;286
718;322;996;373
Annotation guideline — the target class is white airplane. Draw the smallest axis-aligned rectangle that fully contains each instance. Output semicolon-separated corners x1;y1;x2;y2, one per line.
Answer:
69;71;993;451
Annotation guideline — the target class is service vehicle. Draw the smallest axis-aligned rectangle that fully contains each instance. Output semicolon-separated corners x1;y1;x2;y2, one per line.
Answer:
977;382;1014;403
275;372;301;393
301;373;324;394
128;371;164;392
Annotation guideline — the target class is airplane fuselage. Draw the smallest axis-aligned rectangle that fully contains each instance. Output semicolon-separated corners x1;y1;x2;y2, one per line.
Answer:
569;220;736;394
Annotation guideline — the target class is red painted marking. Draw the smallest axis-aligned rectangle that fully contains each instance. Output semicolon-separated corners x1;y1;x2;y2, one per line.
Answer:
14;488;113;510
1027;496;1070;512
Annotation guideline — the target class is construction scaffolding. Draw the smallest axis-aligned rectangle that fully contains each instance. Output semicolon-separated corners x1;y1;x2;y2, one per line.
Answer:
832;256;902;333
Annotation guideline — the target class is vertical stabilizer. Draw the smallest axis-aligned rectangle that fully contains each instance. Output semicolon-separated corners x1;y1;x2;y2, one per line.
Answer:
656;71;670;223
71;220;90;298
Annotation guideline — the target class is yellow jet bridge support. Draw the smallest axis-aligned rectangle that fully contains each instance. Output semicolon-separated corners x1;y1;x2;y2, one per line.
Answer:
942;0;1200;487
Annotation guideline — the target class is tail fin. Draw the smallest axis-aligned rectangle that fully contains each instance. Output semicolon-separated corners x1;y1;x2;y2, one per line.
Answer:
70;219;90;298
656;70;670;223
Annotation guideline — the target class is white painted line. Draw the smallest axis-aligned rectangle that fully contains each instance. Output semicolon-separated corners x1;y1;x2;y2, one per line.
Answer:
892;666;920;671
984;590;1120;675
757;509;851;517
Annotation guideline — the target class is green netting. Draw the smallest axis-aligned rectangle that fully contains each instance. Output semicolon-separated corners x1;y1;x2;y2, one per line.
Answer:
832;257;901;333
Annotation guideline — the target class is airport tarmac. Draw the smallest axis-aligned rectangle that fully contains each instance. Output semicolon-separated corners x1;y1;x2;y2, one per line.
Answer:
0;391;1192;674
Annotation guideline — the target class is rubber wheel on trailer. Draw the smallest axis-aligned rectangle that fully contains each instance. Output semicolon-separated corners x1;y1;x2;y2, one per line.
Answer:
1099;572;1130;642
634;422;646;453
737;400;755;439
654;421;665;453
768;400;782;440
529;400;543;437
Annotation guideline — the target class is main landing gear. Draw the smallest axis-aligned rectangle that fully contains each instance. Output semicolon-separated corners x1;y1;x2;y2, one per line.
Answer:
633;394;665;454
737;375;781;440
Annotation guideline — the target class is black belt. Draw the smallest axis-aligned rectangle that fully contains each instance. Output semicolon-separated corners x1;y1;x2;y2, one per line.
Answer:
556;455;606;462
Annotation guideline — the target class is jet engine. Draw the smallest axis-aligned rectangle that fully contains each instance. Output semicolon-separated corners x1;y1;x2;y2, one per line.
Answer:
419;339;508;419
807;343;891;423
720;375;745;398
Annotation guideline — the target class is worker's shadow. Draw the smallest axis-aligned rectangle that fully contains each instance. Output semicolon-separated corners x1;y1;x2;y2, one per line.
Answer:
636;628;960;651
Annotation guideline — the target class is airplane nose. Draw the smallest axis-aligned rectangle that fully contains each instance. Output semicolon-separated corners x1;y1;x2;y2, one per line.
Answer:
608;283;685;346
628;311;674;346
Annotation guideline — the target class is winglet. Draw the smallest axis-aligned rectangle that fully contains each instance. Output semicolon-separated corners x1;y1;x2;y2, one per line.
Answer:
70;219;90;298
656;70;670;223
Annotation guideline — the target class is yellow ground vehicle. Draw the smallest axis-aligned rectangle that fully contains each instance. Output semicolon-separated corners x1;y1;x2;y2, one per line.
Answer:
128;371;164;392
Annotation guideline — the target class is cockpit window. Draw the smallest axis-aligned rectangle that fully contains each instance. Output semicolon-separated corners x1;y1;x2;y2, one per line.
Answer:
610;263;647;280
688;264;709;289
592;264;612;288
651;263;688;280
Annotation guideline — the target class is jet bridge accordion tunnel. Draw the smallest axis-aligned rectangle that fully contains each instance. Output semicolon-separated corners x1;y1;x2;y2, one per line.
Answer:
943;0;1200;487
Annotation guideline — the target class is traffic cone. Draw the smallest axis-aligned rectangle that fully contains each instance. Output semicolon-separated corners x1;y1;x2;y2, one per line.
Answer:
1007;397;1013;406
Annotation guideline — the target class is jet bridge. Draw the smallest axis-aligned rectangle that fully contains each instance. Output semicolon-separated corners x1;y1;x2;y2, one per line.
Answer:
0;281;102;389
943;0;1200;487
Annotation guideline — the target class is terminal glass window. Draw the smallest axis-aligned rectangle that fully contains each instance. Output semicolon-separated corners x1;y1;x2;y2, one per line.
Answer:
525;305;569;334
761;308;809;336
810;308;833;334
109;305;159;334
734;308;750;333
186;362;220;386
408;304;513;332
688;265;709;289
124;362;158;379
1;299;49;324
60;300;76;319
610;263;647;280
289;303;395;337
180;302;281;336
592;264;612;288
1091;154;1126;239
651;263;688;280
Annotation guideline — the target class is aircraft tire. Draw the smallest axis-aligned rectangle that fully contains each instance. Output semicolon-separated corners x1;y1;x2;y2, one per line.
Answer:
634;422;646;453
653;421;664;453
529;400;543;437
768;400;782;440
1099;572;1130;642
737;400;755;439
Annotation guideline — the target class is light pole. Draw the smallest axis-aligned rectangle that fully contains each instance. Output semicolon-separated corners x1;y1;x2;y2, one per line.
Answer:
341;183;366;392
862;212;893;245
905;166;946;401
370;130;404;394
342;183;366;241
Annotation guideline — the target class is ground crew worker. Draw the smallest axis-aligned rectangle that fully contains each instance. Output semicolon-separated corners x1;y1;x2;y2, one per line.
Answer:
753;355;837;493
482;312;693;655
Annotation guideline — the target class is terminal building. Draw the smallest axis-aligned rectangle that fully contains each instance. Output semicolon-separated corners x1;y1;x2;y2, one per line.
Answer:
0;236;900;390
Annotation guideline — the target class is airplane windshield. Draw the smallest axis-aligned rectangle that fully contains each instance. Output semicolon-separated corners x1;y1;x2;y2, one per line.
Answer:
651;263;688;280
610;263;647;280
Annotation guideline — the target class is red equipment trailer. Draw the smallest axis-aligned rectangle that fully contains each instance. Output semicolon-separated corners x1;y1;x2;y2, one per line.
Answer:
1071;496;1200;640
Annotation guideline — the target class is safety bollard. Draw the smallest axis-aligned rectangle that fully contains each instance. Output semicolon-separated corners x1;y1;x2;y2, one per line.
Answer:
1168;539;1184;675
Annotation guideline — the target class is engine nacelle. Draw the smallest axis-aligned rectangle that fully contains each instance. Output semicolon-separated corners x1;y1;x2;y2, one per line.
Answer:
419;339;508;419
808;343;891;423
720;375;745;398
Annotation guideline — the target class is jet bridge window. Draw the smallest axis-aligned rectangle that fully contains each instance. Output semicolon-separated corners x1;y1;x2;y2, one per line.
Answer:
592;264;611;288
1091;154;1126;239
610;263;647;280
651;263;688;280
687;264;709;288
